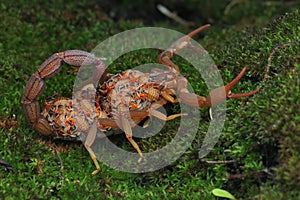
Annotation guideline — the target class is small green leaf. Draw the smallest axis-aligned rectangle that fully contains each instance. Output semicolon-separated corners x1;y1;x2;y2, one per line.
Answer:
212;188;236;200
209;107;213;120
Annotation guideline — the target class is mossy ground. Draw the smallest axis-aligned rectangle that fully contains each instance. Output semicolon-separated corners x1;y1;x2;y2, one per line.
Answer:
0;1;299;199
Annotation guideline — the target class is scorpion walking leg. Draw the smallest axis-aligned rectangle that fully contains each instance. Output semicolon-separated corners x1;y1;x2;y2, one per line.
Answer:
148;98;187;121
161;89;179;103
84;122;101;176
149;109;187;121
120;117;144;163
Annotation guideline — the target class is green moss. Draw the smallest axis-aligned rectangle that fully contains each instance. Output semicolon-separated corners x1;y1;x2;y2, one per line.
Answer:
0;1;299;199
201;10;300;198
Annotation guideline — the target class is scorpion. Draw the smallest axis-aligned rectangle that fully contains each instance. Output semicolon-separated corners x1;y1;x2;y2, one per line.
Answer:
21;24;259;175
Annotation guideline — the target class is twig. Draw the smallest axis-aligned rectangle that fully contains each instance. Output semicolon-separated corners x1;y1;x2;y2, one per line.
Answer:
0;158;16;172
157;4;195;27
224;0;249;15
200;158;237;164
262;1;300;6
261;42;292;86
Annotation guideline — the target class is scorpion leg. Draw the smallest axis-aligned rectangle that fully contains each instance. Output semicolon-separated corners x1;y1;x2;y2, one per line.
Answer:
161;89;179;103
148;100;187;121
97;104;186;163
97;116;145;162
129;99;187;123
149;109;186;121
120;117;144;162
84;122;101;176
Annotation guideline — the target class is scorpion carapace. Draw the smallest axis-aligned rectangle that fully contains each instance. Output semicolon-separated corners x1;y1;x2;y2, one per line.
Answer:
22;24;259;175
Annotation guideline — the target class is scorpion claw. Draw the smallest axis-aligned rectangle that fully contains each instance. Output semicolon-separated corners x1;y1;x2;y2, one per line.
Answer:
227;88;260;99
158;24;211;72
187;24;211;38
224;67;260;99
207;67;259;106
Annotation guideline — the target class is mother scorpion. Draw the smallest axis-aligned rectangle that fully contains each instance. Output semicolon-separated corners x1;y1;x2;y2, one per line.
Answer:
21;24;259;175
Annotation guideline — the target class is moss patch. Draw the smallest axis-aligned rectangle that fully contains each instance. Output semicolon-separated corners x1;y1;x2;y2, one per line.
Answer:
0;1;299;199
